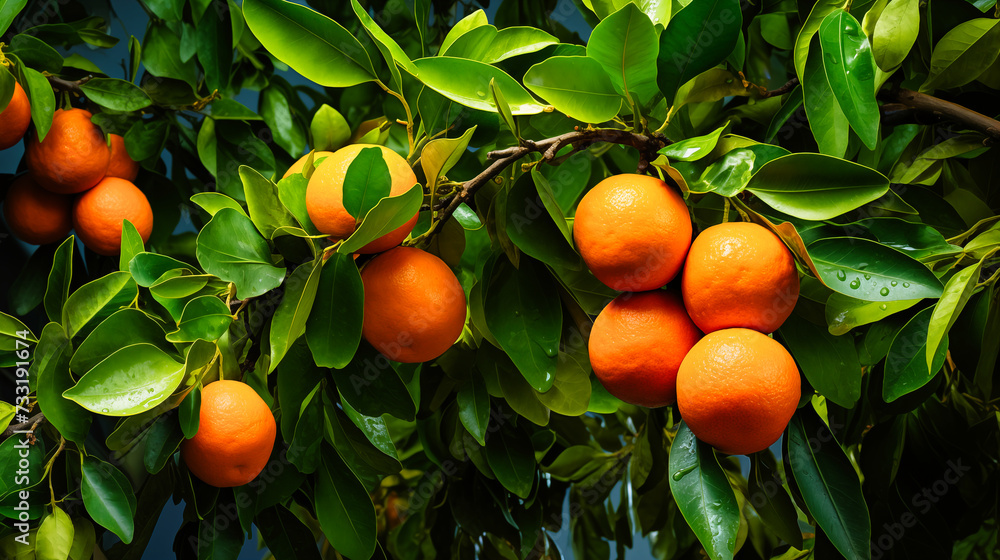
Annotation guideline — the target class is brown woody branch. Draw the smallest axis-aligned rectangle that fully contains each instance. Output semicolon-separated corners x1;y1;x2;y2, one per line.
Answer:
3;412;46;439
430;128;670;233
761;77;800;98
46;74;89;94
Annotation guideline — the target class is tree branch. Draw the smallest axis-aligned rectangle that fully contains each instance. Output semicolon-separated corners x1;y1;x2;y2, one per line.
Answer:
430;128;670;233
761;77;799;98
46;74;89;94
881;88;1000;143
3;412;46;439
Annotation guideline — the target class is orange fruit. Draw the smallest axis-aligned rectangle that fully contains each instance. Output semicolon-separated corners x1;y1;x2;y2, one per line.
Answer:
282;150;334;179
181;380;276;487
305;144;419;254
681;222;799;334
589;290;702;408
105;134;139;182
72;177;153;256
2;175;73;245
25;108;111;194
573;174;692;292
361;247;467;363
0;81;31;150
676;328;800;455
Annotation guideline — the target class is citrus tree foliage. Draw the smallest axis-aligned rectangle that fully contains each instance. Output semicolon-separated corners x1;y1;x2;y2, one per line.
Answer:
2;0;1000;558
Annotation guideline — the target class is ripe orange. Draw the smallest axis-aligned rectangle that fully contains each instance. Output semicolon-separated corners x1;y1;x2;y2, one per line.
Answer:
0;81;31;150
72;177;153;256
2;175;73;245
105;134;139;181
305;144;419;254
589;290;702;408
181;380;276;488
573;174;692;292
676;328;800;455
681;222;799;334
282;150;334;179
361;247;467;363
26;108;110;194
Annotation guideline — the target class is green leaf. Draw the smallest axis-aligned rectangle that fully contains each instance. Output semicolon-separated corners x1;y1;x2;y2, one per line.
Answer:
212;120;277;200
793;0;843;79
257;505;322;560
0;403;14;433
141;23;197;87
306;253;364;369
505;172;580;270
277;173;319;235
204;98;261;120
269;258;322;371
339;399;399;460
315;445;377;560
412;57;547;115
165;296;233;343
261;81;306;157
534;353;592;416
440;9;488;53
808;237;944;301
485;423;535;499
143;413;184;474
659;125;727;162
802;41;849;158
444;24;558;64
786;409;870;559
62;271;138;339
36;505;74;560
196;208;286;299
824;293;919;336
921;18;1000;92
129;253;199;287
123;119;168;163
179;384;201;439
587;3;659;107
0;0;28;37
338;184;423;254
745;153;889;220
310;104;350;152
523;56;622;123
34;322;92;444
0;65;13;113
349;0;418;74
22;66;56;141
490;76;518;138
854;217;961;261
190;192;248;218
242;166;297;239
342;147;392;220
779;313;862;408
420;126;476;194
333;344;416;422
872;0;919;70
484;258;561;392
0;311;34;358
926;260;985;370
128;35;141;82
243;0;376;87
198;500;244;559
883;306;949;402
458;375;491;446
80;456;136;544
196;0;233;93
749;451;803;548
0;434;44;500
818;10;879;149
764;85;803;143
44;236;74;322
656;0;741;101
79;78;151;111
119;220;145;273
9;33;62;73
668;422;740;560
63;343;185;415
69;517;96;560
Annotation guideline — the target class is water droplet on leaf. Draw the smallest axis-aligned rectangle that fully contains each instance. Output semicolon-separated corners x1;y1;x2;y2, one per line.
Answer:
880;287;890;296
849;278;861;289
902;282;910;288
836;270;848;281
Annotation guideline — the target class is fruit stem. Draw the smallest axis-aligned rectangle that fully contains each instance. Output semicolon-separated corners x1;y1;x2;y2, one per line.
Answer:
377;80;416;158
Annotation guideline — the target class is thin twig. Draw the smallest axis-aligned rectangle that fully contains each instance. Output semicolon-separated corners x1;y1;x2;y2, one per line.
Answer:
3;412;46;438
761;77;800;98
46;74;89;94
882;88;1000;143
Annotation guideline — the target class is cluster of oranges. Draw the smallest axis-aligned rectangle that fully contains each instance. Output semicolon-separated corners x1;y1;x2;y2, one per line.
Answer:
1;86;153;256
575;174;803;456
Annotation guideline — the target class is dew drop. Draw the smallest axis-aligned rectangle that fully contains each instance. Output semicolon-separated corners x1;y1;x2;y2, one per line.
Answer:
849;278;861;289
902;282;910;288
880;287;890;296
836;270;848;281
101;408;109;413
672;465;697;481
890;281;898;287
864;274;872;281
879;304;888;310
475;90;486;98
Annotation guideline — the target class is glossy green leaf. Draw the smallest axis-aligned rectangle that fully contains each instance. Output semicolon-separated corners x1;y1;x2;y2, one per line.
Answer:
350;0;417;75
63;343;185;415
872;0;919;70
818;10;879;149
70;309;171;374
0;1;28;37
179;384;201;439
420;126;476;195
444;24;558;64
338;184;422;254
22;66;55;141
0;434;44;500
505;172;580;270
824;293;919;336
746;154;888;220
333;344;416;422
787;410;871;558
342;147;392;220
659;125;727;162
9;33;62;73
339;399;399;460
668;422;740;560
793;0;843;79
883;307;949;401
484;258;561;392
141;23;197;87
204;98;261;120
0;403;14;433
440;9;488;53
534;353;591;416
257;505;322;560
926;260;985;370
269;258;322;371
524;56;622;123
779;313;862;408
587;4;659;106
412;57;547;115
196;208;286;298
921;18;1000;92
315;445;377;560
310;104;350;152
68;517;96;560
34;322;91;443
197;500;244;559
808;237;944;301
242;0;376;87
81;456;136;544
196;0;232;93
36;505;74;560
457;375;491;446
485;423;535;499
165;296;233;343
62;272;138;339
656;0;741;101
306;253;364;369
802;39;849;158
0;65;14;117
79;78;151;111
854;217;961;261
119;220;145;273
143;412;184;474
261;81;307;157
764;86;803;143
191;192;248;218
242;166;297;239
44;236;74;323
749;451;802;548
129;253;199;287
